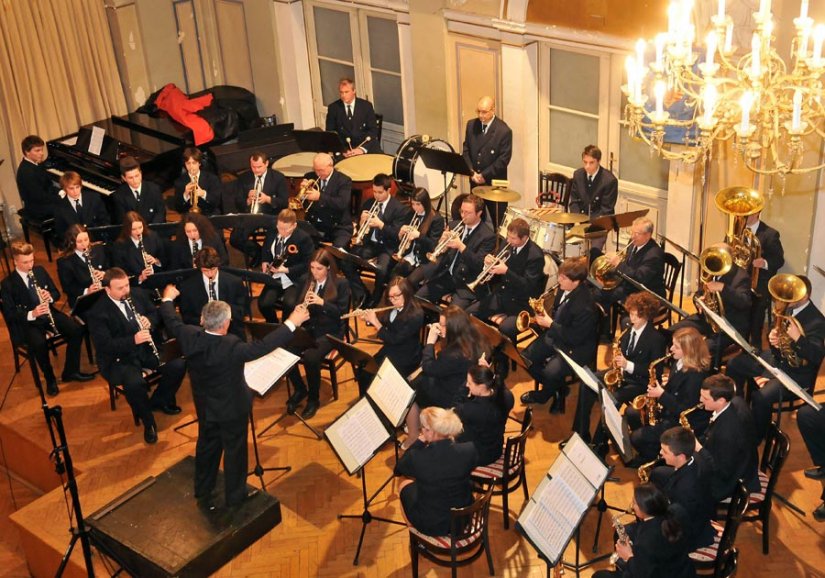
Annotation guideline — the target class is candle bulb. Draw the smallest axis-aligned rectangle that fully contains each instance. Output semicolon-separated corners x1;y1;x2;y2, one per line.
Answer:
717;0;725;19
792;90;802;131
702;84;718;126
814;25;825;64
655;34;666;69
625;56;636;99
706;32;717;66
751;33;761;77
799;25;811;60
725;21;734;53
668;3;677;37
654;80;666;116
759;0;771;17
739;91;753;132
800;0;809;20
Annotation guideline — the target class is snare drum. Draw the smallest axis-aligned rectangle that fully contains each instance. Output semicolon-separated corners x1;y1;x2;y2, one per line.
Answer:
564;238;588;258
393;135;456;199
498;207;531;238
533;221;565;254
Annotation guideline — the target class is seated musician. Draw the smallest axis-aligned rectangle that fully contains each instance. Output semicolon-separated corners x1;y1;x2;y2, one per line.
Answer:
726;273;825;442
395;407;478;537
257;209;314;323
456;365;514;466
392;187;445;284
170;212;228;269
112;211;166;285
1;242;94;396
53;170;110;242
16;135;58;221
466;216;544;343
353;278;423;396
797;404;825;521
56;224;108;308
300;153;353;249
572;292;667;447
415;193;496;309
520;257;598;413
113;156;166;224
178;247;248;340
345;173;411;308
87;268;186;444
226;151;289;266
285;248;351;420
745;211;784;349
173;146;223;216
627;327;710;462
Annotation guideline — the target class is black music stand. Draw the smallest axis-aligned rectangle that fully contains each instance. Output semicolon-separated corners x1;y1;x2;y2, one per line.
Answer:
418;147;473;221
293;129;347;158
324;245;378;272
70;289;106;321
138;268;200;292
148;221;179;240
326;335;379;398
591;208;650;252
86;223;122;244
209;213;277;232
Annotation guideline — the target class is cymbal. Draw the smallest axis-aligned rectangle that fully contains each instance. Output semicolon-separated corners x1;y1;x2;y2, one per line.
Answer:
538;212;590;224
471;186;522;202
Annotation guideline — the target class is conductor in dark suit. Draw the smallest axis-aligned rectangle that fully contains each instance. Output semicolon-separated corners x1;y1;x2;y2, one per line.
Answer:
53;171;111;242
568;145;618;251
160;285;309;509
462;96;513;229
301;153;353;248
745;212;784;348
174;147;223;216
112;156;167;224
325;77;381;155
16;135;58;220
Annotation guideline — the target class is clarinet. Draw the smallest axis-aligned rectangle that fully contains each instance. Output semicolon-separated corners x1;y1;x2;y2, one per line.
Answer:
28;271;60;335
125;294;160;361
138;235;152;270
84;247;100;286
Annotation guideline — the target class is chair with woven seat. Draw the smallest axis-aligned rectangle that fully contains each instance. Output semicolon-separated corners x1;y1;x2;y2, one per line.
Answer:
537;172;571;209
471;407;532;529
408;484;495;578
690;480;749;577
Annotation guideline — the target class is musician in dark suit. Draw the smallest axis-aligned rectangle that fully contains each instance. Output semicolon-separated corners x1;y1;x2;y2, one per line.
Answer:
392;188;446;282
1;242;93;396
170;212;228;270
520;257;599;413
112;156;166;224
456;365;514;466
797;404;825;521
568;145;618;252
174;147;223;216
178;247;248;340
346;173;411;307
396;407;479;536
415;193;496;309
466;217;545;342
325;78;381;155
56;225;108;308
16;135;58;220
286;249;351;419
87;268;186;443
696;375;760;501
744;212;784;348
159;286;308;509
112;211;166;285
301;153;353;248
726;274;825;442
53;171;110;242
257;209;314;323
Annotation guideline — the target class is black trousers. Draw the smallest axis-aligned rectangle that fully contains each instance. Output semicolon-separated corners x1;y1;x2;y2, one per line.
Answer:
288;335;334;403
573;374;644;442
106;357;186;427
25;310;85;381
415;272;477;309
798;404;825;468
524;336;573;402
195;415;249;507
258;282;300;323
342;243;393;305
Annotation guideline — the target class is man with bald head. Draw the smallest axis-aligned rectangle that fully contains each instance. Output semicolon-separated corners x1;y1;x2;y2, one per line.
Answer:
462;96;512;229
301;153;353;248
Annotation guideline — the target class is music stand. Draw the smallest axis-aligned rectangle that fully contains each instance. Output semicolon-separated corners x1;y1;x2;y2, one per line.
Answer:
292;129;347;159
326;335;378;397
591;208;650;252
70;289;106;322
138;268;200;292
86;223;122;244
418;147;473;221
209;213;277;232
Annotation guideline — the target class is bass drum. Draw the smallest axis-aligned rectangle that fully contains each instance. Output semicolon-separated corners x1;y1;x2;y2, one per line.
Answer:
393;135;456;199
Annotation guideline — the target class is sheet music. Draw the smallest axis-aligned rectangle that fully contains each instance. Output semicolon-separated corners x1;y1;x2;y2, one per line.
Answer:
325;397;391;474
368;359;415;427
603;392;630;456
89;126;105;156
561;433;609;489
753;356;822;410
555;348;600;394
549;452;595;509
244;348;300;396
519;497;568;562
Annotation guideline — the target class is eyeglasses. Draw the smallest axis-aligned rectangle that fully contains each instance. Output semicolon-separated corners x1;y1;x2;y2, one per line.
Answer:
388;292;403;299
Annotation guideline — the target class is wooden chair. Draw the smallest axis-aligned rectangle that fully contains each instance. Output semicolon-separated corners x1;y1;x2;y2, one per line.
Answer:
408;484;496;578
537;172;571;209
651;252;683;329
690;481;749;577
18;208;56;262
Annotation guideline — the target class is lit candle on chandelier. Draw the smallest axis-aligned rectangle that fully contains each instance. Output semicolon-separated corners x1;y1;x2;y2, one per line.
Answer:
705;31;717;67
717;0;725;20
625;56;637;100
814;25;825;65
724;21;734;53
792;90;803;132
751;33;761;77
739;91;754;133
654;80;666;117
759;0;771;18
702;84;718;127
655;34;666;69
800;0;809;20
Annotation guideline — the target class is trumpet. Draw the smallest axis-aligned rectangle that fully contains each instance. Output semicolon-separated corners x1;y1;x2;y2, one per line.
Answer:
589;242;631;290
603;326;630;391
250;175;263;214
467;245;512;292
631;352;672;426
340;305;396;319
515;283;559;335
188;172;201;213
353;201;381;246
28;271;59;335
393;214;422;262
679;402;704;432
426;223;466;262
291;178;318;212
125;293;159;360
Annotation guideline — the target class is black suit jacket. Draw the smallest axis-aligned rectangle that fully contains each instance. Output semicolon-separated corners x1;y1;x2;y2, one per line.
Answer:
420;344;472;408
112;232;167;280
302;277;350;340
542;283;599;366
712;263;752;337
568;166;618;218
304;170;353;237
456;391;514;466
325;97;381;153
462;117;512;183
769;300;825;388
113;181;166;224
618;323;667;387
173;170;223;215
658;366;710;432
376;306;424;377
170;237;228;270
56;245;108;307
622;516;696;578
753;221;783;294
1;266;61;345
436;220;497;287
178;271;248;339
16;160;56;220
663;458;716;549
357;196;411;252
226;169;288;216
407;213;445;264
261;227;315;287
619;240;666;298
54;192;111;241
487;239;545;314
160;301;295;422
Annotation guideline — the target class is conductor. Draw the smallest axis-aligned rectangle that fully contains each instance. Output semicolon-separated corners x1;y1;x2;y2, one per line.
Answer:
159;285;309;510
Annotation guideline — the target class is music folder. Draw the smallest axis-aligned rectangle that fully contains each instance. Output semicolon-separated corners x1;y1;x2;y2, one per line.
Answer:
325;359;416;475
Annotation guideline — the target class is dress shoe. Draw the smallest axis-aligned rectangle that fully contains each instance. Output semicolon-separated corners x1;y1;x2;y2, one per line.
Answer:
301;400;319;419
813;503;825;522
286;390;307;414
153;404;182;415
62;372;95;383
804;466;825;480
46;381;59;397
520;391;543;405
548;388;568;415
143;424;158;444
196;496;217;512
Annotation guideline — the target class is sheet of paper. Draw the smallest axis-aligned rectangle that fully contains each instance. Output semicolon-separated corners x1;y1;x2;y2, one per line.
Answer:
368;359;415;427
89;126;105;156
325;397;390;474
244;348;300;396
562;433;609;489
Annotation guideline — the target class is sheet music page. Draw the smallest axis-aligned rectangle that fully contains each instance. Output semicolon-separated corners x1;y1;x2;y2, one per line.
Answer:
755;359;822;410
555;348;599;394
244;348;300;396
518;474;576;564
368;359;415;427
325;397;391;474
548;453;594;511
603;395;629;456
89;126;105;156
562;433;609;489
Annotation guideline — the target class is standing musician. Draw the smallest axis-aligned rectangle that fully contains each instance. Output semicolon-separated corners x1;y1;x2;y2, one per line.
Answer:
456;365;515;467
285;249;351;420
87;268;186;444
520;257;599;413
726;274;825;442
159;286;309;510
16;135;57;220
301;153;353;248
57;224;108;308
466;216;545;343
568;145;618;252
627;327;710;463
745;211;784;349
414;193;496;309
797;404;825;521
325;77;381;155
174;147;223;216
1;242;93;396
113;156;166;224
170;212;228;269
393;188;445;285
178;247;248;340
572;292;667;447
257;209;314;323
345;173;411;307
112;211;166;285
53;170;110;242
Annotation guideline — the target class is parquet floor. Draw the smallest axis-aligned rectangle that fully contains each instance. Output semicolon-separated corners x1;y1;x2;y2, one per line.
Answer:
1;236;824;578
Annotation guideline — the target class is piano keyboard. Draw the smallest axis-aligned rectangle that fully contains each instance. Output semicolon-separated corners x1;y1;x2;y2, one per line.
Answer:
46;168;114;196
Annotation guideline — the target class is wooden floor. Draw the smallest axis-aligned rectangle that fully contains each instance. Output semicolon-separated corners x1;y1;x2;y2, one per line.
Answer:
1;237;824;578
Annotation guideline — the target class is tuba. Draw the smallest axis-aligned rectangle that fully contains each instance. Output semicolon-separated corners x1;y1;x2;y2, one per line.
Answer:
603;326;630;392
516;283;559;335
715;187;764;289
631;352;672;426
692;245;733;333
768;273;808;368
589;242;631;290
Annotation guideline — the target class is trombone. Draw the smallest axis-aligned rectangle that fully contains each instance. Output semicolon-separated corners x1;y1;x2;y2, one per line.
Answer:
467;245;512;292
426;223;466;262
353;202;381;246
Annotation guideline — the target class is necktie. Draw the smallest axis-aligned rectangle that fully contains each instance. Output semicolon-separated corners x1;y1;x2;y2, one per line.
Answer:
482;123;488;134
346;104;353;120
320;179;327;192
191;241;198;260
587;175;594;187
209;281;217;301
134;189;141;202
276;237;285;256
316;283;324;295
255;176;262;191
120;299;139;330
74;199;82;212
627;330;637;354
26;275;39;304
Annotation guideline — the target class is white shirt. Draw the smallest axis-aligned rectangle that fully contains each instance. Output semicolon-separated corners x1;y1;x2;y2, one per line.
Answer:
623;322;647;375
17;268;51;321
270;235;294;289
710;401;731;424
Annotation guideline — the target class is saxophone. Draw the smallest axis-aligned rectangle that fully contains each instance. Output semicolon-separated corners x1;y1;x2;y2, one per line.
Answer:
638;457;665;483
631;353;672;426
679;402;704;432
609;511;634;567
603;326;630;392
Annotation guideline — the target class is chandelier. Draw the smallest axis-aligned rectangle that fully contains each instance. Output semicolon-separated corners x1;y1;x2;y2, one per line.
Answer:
623;0;825;176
